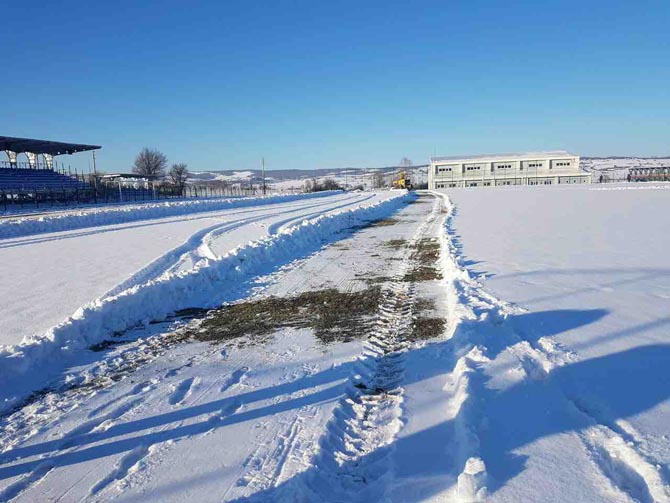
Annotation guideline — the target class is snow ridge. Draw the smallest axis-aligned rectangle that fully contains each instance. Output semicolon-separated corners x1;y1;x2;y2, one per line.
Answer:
0;191;339;239
0;191;410;415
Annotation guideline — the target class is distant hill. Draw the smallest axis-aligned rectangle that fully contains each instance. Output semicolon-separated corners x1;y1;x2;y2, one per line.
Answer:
189;165;429;190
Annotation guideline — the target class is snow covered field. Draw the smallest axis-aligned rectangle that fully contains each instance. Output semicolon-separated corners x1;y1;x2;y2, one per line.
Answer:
0;184;668;502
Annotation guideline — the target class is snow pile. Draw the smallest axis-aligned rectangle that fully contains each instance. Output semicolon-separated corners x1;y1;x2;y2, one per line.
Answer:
456;457;488;502
0;191;339;239
0;191;411;414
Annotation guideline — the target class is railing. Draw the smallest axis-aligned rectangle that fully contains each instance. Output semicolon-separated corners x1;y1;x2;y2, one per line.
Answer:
0;160;56;171
0;180;281;212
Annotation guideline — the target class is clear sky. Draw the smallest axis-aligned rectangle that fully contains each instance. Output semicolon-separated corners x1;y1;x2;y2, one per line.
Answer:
2;0;669;172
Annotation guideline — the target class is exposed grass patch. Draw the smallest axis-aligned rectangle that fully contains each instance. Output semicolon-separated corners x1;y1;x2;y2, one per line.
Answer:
414;298;436;312
403;267;442;282
402;238;442;282
192;287;382;345
361;275;392;285
370;218;399;227
413;238;441;260
384;239;407;249
408;316;446;341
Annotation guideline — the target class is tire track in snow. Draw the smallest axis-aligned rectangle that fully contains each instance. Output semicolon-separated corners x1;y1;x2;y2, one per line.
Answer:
294;196;441;502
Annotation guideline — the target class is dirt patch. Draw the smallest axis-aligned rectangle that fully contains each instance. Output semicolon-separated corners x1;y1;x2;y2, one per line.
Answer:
408;316;446;341
384;239;407;249
192;287;383;345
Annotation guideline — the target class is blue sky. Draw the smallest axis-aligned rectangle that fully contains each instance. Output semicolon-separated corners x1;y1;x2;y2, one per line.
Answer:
2;0;669;172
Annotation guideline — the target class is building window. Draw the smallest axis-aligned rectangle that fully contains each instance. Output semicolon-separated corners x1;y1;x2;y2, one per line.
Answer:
528;163;544;168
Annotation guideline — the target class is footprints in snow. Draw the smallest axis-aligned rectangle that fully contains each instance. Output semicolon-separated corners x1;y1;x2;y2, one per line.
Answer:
0;461;55;502
89;444;151;495
168;376;200;406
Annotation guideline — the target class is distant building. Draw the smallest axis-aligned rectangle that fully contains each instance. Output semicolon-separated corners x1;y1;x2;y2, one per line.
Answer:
429;151;590;189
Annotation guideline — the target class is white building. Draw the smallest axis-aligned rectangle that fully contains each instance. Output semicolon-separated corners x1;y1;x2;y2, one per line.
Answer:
429;151;590;189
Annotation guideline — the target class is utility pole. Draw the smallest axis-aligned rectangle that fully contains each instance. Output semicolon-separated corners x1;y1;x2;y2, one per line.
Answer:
92;150;97;175
261;157;266;196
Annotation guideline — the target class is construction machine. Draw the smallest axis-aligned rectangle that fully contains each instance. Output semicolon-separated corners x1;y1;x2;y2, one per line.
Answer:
392;170;413;190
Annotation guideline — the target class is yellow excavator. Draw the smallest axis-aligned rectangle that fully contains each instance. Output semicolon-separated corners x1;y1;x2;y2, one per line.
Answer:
392;170;413;190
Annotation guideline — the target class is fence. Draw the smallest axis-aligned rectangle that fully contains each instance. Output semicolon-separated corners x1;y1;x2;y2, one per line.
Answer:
0;179;291;212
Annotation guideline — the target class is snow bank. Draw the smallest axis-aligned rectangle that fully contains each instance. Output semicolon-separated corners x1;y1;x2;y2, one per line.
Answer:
0;191;339;239
0;191;411;414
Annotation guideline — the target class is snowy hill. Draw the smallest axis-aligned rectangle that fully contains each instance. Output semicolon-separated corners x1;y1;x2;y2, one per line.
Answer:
188;157;669;190
190;165;429;190
582;156;670;180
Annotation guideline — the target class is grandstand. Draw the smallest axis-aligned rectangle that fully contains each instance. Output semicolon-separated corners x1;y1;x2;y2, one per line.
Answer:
0;168;88;191
1;135;100;208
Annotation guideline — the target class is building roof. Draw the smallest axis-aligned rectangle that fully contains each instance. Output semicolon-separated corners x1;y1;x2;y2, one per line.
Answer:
430;151;577;163
0;136;101;156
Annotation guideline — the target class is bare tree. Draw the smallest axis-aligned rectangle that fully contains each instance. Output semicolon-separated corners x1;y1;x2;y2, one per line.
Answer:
168;163;189;194
372;171;385;189
303;179;313;193
321;178;342;191
133;148;167;177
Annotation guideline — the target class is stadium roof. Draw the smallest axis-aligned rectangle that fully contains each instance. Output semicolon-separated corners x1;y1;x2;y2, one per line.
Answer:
0;136;101;156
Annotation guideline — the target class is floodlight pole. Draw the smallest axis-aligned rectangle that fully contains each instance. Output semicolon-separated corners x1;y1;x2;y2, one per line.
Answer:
261;157;266;197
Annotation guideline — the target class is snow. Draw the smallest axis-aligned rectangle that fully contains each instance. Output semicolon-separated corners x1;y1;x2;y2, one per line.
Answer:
0;191;339;239
440;183;670;501
0;192;358;347
0;190;408;414
1;183;669;502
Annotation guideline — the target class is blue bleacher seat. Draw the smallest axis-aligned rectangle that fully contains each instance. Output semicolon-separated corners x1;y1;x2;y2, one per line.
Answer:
0;168;88;191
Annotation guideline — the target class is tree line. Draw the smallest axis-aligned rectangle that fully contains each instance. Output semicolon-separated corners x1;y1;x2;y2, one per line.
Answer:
132;147;189;194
